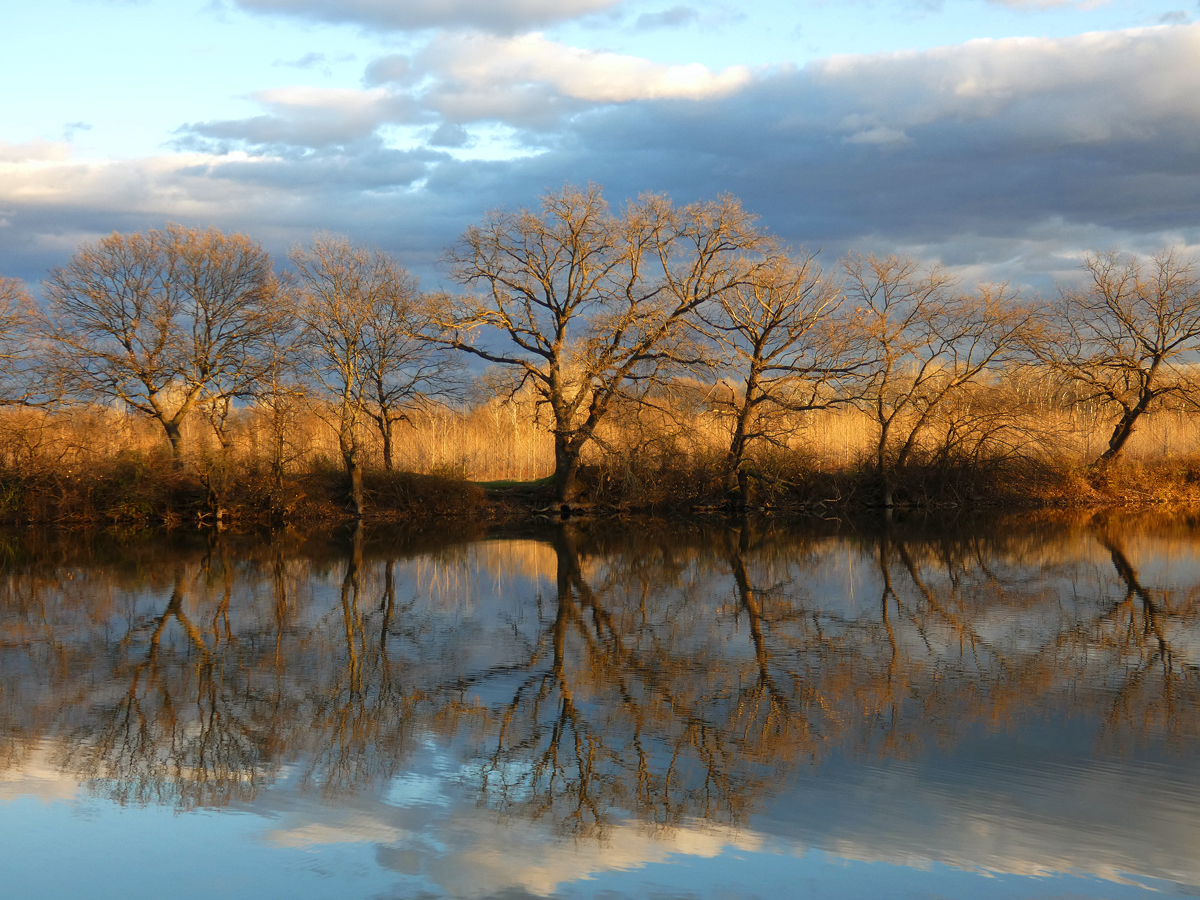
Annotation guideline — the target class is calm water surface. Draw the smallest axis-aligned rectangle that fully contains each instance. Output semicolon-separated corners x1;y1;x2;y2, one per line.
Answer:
2;512;1199;899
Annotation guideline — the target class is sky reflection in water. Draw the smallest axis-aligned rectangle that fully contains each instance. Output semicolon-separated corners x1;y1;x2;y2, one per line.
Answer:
1;512;1199;899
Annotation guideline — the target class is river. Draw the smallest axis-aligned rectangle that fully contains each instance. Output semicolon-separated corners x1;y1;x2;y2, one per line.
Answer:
2;511;1198;899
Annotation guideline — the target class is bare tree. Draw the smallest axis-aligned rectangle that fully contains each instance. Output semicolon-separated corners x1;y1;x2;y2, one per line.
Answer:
43;225;279;461
694;252;852;498
0;277;42;405
361;278;461;472
256;326;307;495
288;236;374;516
288;234;446;513
843;254;1030;506
1031;249;1200;465
442;184;768;502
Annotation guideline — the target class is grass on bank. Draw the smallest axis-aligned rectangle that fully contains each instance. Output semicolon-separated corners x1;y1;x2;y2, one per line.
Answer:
2;396;1200;525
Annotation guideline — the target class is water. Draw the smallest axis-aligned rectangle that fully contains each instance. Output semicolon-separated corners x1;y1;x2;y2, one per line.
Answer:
1;511;1199;899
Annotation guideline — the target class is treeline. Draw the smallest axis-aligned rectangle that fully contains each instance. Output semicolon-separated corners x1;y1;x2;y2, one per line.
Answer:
2;183;1200;521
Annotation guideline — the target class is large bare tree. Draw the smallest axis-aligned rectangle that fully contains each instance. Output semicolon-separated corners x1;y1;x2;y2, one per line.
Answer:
44;225;279;460
1031;249;1200;465
442;184;768;502
843;254;1030;506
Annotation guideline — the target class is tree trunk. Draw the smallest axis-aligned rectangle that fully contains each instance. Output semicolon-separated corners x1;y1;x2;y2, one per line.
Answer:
381;418;394;472
209;397;234;455
272;428;286;491
199;471;225;524
877;425;894;508
163;418;185;463
726;379;756;500
1098;404;1145;465
552;433;582;504
340;430;364;517
1099;359;1161;465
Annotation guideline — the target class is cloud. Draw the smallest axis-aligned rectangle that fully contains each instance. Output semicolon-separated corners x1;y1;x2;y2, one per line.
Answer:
634;5;700;29
272;51;357;73
7;24;1200;294
843;124;910;145
232;0;621;33
429;123;470;147
806;26;1200;142
275;51;325;69
0;146;454;287
420;33;753;116
205;24;1200;150
0;140;72;163
184;36;754;144
363;54;412;86
184;86;419;149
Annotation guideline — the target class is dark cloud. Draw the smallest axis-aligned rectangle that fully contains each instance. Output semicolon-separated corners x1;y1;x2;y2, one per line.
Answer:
429;123;470;147
232;0;620;33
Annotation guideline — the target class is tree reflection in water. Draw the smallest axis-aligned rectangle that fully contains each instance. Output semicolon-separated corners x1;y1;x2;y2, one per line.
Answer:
1;512;1199;835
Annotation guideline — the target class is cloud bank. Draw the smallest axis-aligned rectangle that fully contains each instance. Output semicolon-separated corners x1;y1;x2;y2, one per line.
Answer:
4;24;1200;291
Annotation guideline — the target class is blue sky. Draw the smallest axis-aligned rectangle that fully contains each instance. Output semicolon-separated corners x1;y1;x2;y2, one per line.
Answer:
3;0;1199;289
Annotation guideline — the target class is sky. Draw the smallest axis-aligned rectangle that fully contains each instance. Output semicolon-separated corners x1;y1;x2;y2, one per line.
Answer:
3;0;1200;291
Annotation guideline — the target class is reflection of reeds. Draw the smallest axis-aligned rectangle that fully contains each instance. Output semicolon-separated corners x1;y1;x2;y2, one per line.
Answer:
412;539;557;610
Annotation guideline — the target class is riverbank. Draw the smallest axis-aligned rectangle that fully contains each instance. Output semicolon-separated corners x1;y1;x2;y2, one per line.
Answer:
3;448;1200;527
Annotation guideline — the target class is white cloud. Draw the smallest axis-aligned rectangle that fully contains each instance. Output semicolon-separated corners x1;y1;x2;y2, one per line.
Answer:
421;32;754;114
0;141;72;163
256;85;392;112
187;35;754;141
809;25;1200;143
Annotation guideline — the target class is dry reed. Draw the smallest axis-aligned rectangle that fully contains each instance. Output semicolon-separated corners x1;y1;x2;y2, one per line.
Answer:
3;379;1200;522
